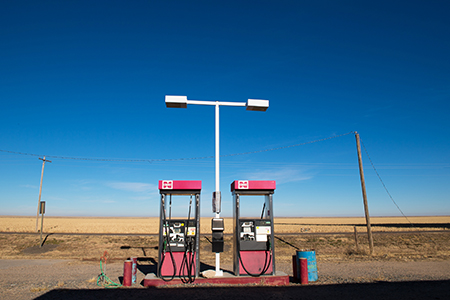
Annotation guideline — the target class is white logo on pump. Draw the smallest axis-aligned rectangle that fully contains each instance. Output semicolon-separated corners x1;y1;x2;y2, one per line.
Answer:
238;180;249;189
162;180;173;189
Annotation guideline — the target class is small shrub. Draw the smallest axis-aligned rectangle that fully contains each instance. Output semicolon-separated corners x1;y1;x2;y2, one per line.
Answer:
345;247;367;256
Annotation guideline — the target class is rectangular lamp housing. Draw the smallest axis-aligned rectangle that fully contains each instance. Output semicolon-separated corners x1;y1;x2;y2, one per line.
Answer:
165;95;188;108
246;99;269;111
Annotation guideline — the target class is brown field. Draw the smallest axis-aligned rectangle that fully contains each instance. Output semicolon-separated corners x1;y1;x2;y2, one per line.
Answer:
0;215;449;234
1;216;449;267
2;216;449;300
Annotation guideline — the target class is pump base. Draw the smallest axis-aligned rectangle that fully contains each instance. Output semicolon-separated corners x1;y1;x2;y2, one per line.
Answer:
238;250;273;275
144;271;289;287
160;252;196;277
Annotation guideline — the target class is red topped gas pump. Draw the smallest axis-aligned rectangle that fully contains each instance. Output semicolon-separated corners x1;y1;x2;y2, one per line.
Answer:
158;180;201;283
231;180;276;276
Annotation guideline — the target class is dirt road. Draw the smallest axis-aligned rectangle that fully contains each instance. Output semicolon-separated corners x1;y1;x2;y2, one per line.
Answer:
1;259;449;300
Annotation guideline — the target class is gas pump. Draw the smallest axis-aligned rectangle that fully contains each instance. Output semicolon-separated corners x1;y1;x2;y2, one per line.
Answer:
231;180;276;276
158;180;201;283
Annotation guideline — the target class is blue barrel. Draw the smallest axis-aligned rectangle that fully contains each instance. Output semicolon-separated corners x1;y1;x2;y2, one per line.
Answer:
296;249;318;282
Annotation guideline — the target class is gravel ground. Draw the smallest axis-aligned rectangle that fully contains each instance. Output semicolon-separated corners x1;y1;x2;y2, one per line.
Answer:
1;259;449;299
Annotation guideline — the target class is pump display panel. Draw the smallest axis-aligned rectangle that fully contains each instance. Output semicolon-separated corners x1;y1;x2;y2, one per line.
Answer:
238;219;272;251
162;219;197;252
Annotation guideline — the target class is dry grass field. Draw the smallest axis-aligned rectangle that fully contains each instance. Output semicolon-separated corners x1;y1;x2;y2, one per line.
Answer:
0;216;449;268
1;215;449;234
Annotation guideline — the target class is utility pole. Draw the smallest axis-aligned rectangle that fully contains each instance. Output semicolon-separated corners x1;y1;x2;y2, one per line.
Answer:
355;132;374;255
39;201;46;247
36;156;51;232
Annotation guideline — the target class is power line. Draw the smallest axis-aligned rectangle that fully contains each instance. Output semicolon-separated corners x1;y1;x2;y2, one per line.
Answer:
0;149;213;163
0;131;355;163
222;131;355;157
360;138;413;226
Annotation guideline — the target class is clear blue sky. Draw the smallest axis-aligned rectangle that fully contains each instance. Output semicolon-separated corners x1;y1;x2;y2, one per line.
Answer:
1;1;449;218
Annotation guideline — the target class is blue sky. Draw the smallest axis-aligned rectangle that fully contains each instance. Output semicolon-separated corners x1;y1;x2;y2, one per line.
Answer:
1;1;449;218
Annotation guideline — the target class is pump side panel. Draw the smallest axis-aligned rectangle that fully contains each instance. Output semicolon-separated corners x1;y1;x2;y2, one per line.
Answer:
239;251;273;275
160;252;196;277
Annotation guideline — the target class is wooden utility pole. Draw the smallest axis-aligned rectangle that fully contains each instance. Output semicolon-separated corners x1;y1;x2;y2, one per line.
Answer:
353;226;359;250
36;156;51;232
355;132;374;255
39;201;46;247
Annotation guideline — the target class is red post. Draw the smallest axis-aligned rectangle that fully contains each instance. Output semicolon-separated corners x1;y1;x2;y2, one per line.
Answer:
300;258;308;284
123;260;132;287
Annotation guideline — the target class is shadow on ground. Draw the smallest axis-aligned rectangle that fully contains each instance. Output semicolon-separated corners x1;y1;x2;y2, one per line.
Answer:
363;223;450;229
35;280;450;300
276;222;450;229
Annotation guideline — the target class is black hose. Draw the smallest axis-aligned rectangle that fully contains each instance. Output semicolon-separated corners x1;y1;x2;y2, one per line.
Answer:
158;239;177;281
180;238;195;283
159;198;177;281
181;195;196;283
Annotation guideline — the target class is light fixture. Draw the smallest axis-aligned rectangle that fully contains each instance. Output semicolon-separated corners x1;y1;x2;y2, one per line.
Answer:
246;99;269;111
165;95;188;108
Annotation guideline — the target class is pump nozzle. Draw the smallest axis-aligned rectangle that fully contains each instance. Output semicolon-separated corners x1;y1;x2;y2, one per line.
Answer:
260;202;266;219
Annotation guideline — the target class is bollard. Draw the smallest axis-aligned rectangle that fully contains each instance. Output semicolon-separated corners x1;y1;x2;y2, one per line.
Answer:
123;260;132;287
300;258;308;284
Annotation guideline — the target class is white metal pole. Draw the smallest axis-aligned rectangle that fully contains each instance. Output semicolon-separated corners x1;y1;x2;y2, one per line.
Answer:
214;102;223;276
215;102;220;215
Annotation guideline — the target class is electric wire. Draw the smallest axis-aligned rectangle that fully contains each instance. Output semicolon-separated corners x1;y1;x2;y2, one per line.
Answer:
0;131;355;163
1;131;417;221
360;139;413;226
222;131;355;158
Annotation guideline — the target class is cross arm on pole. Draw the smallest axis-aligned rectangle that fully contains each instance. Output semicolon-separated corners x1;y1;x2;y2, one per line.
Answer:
188;100;246;107
39;157;52;163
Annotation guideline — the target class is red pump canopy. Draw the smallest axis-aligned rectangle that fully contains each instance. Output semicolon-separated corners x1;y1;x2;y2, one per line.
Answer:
158;180;202;191
230;180;276;191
